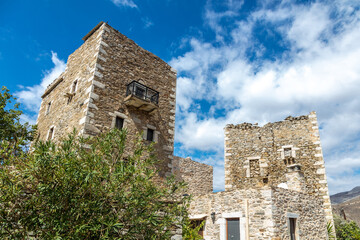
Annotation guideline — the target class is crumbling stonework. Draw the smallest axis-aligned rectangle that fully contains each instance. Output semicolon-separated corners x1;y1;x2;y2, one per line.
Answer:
36;22;177;177
224;112;333;222
172;156;213;195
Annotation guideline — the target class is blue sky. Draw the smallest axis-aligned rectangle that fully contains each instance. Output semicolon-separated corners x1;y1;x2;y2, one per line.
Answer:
1;0;360;194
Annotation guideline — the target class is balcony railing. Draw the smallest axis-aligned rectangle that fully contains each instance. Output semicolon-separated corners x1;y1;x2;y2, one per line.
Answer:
126;81;159;105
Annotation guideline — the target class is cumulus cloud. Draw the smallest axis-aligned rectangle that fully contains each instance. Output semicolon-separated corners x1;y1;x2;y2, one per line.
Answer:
111;0;137;8
171;0;360;193
15;51;66;124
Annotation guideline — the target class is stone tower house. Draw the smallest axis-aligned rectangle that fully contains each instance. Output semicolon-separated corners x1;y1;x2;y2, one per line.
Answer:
223;112;333;222
36;22;177;177
36;22;334;239
185;112;334;239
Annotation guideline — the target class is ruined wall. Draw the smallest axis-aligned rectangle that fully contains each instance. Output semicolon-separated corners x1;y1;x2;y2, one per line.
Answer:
189;187;328;240
36;24;101;142
224;112;333;221
172;156;213;195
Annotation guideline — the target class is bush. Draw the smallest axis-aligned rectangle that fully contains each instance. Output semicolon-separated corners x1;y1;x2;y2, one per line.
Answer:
0;128;190;239
334;215;360;240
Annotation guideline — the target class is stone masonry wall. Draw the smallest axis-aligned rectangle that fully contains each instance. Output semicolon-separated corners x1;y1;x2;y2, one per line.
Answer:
172;156;213;195
36;22;177;177
36;23;101;142
189;187;328;239
224;112;334;222
271;187;328;240
82;22;177;177
189;188;274;240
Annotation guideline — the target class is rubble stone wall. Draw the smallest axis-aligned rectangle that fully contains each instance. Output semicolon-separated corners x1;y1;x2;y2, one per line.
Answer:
83;23;177;177
189;187;329;240
36;23;101;142
271;187;328;240
224;112;333;221
172;156;213;195
36;22;177;177
189;188;274;240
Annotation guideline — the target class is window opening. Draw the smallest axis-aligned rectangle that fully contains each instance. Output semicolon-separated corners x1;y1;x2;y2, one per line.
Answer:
249;159;260;177
72;80;78;93
46;102;51;114
48;127;54;140
226;218;240;240
115;117;124;130
284;148;292;158
67;95;73;104
190;219;205;237
289;218;296;240
146;128;154;142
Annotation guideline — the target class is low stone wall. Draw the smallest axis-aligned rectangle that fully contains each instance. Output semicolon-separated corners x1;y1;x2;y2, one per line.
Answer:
172;156;213;195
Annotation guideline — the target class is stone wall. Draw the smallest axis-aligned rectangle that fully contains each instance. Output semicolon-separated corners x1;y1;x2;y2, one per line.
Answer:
224;112;334;222
36;22;101;142
271;187;328;240
36;22;177;177
80;22;177;177
188;187;328;240
172;156;213;195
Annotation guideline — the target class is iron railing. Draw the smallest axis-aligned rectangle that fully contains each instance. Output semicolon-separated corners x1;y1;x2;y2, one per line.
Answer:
126;81;159;105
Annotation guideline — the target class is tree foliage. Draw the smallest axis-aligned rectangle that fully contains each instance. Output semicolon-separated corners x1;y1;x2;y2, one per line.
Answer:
182;217;204;240
334;215;360;240
1;129;189;239
0;86;36;153
0;86;190;239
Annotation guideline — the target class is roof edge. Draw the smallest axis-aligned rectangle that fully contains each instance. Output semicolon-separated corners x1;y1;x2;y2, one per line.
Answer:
82;21;106;42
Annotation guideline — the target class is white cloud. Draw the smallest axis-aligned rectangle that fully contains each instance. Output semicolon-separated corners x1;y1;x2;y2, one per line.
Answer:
176;113;225;151
171;0;360;193
111;0;137;8
15;51;66;123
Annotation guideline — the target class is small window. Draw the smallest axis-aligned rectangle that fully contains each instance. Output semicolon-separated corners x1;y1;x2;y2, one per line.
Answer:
72;80;78;93
289;218;297;240
46;102;51;114
190;219;205;237
249;159;260;177
146;128;154;141
284;148;292;158
67;95;73;104
48;127;54;140
115;117;124;130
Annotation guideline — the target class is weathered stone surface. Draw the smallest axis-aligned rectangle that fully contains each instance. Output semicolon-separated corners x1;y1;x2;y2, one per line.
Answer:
36;22;334;240
172;156;213;195
36;22;176;177
189;187;328;240
37;23;100;142
224;112;334;222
